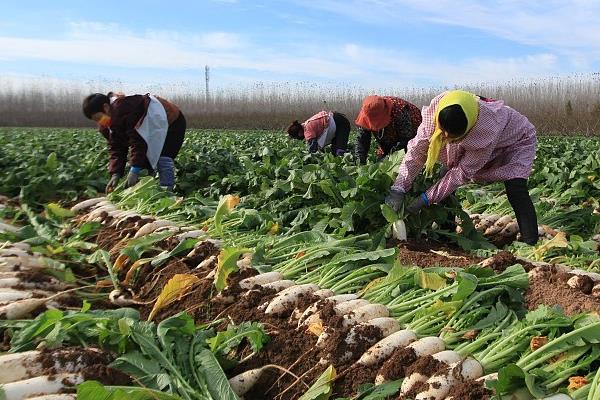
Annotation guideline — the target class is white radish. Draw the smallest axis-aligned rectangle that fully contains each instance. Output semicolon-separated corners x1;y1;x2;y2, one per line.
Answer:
261;280;296;291
0;351;40;384
500;221;520;237
0;277;66;291
494;215;513;227
357;330;417;367
264;283;319;314
342;303;389;328
0;222;19;233
297;294;358;327
0;289;36;302
392;220;407;241
484;225;502;236
84;205;117;222
133;220;176;238
228;368;262;397
317;304;389;348
239;272;284;289
8;243;30;251
313;288;335;298
176;230;207;241
0;373;84;400
375;336;446;385
25;395;77;400
400;350;462;395
196;256;217;271
70;197;106;212
346;317;400;345
476;372;498;383
0;249;31;257
301;299;369;329
415;358;483;400
0;288;74;319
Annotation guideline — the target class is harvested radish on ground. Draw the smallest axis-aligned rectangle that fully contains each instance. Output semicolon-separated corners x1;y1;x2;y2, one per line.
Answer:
264;283;319;314
345;318;400;345
0;288;39;303
239;271;284;289
567;274;594;294
228;365;302;397
356;329;417;367
259;279;296;291
330;318;401;364
415;357;483;400
0;373;84;400
302;298;370;331
297;294;358;327
400;350;463;395
0;348;107;384
375;336;446;384
133;219;175;238
70;196;106;212
24;394;77;400
316;304;389;347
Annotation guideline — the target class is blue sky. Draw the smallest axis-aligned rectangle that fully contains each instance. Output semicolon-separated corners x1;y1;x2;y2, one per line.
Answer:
1;0;599;89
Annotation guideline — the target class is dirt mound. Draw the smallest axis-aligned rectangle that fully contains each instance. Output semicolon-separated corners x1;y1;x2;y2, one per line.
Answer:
392;240;482;268
526;269;600;315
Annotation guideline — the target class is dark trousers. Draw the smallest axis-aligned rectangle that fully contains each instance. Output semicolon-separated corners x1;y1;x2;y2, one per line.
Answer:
161;112;186;158
331;112;351;155
504;178;538;245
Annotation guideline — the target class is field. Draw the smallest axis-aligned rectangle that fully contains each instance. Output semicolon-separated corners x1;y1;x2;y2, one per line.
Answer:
0;127;600;400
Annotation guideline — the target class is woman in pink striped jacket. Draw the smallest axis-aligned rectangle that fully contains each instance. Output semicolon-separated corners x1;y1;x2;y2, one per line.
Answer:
286;111;351;156
385;90;539;245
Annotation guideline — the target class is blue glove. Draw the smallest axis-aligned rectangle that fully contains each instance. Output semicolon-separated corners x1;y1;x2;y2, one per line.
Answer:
407;193;429;214
385;188;405;212
157;156;175;188
124;166;140;188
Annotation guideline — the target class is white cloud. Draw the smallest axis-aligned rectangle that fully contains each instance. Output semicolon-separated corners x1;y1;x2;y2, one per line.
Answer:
297;0;600;62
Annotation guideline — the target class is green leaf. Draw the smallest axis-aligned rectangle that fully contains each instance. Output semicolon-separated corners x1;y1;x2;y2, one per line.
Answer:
206;321;269;356
195;349;239;400
45;152;58;170
45;202;75;220
355;380;402;399
451;272;478;301
151;237;200;267
492;363;526;394
299;365;336;400
415;269;447;290
380;204;399;223
214;247;252;291
77;380;182;400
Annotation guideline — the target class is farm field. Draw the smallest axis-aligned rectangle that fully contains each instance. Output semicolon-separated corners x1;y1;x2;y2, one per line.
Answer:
0;127;600;400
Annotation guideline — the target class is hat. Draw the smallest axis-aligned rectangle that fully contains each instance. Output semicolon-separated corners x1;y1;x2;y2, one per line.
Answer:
355;95;392;131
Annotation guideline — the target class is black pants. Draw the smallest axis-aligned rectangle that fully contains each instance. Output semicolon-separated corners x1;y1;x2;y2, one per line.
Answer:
331;112;350;155
505;178;538;245
161;112;186;158
442;177;538;245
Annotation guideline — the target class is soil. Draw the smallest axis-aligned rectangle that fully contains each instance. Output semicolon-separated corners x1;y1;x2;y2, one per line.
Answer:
38;346;131;389
526;270;600;315
333;363;380;397
398;355;449;399
445;378;492;400
391;240;483;268
377;347;418;381
481;251;519;272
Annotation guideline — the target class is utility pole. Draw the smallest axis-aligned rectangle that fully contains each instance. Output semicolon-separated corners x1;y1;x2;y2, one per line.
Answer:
205;65;210;103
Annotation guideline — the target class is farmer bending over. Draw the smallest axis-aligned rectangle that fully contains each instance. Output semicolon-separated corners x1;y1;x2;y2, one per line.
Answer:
286;111;351;156
355;95;422;164
385;90;539;245
82;92;186;193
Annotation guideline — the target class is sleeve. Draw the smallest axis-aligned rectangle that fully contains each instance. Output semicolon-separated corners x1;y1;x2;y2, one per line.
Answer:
303;112;327;141
425;128;498;204
104;132;128;176
355;128;372;164
127;125;149;168
392;93;445;192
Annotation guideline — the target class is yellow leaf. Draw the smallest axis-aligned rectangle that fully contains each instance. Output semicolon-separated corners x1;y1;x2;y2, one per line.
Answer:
268;223;279;235
568;376;588;391
532;231;568;260
307;321;324;336
148;273;200;321
124;258;152;286
225;194;240;210
113;254;130;272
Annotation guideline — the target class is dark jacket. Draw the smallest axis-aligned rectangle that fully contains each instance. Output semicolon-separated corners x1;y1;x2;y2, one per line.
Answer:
356;97;422;164
99;94;181;176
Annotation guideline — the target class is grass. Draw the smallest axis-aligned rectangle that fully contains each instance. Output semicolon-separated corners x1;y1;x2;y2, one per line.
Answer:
1;74;600;135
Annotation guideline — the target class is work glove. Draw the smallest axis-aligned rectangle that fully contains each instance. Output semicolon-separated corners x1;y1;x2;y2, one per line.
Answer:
124;166;141;189
105;174;121;193
384;188;405;212
407;193;429;214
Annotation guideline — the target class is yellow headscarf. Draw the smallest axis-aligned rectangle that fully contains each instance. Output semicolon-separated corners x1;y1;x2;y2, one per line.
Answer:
424;90;480;176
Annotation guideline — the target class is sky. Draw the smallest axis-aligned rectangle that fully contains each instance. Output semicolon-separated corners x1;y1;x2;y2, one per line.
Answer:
1;0;600;90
